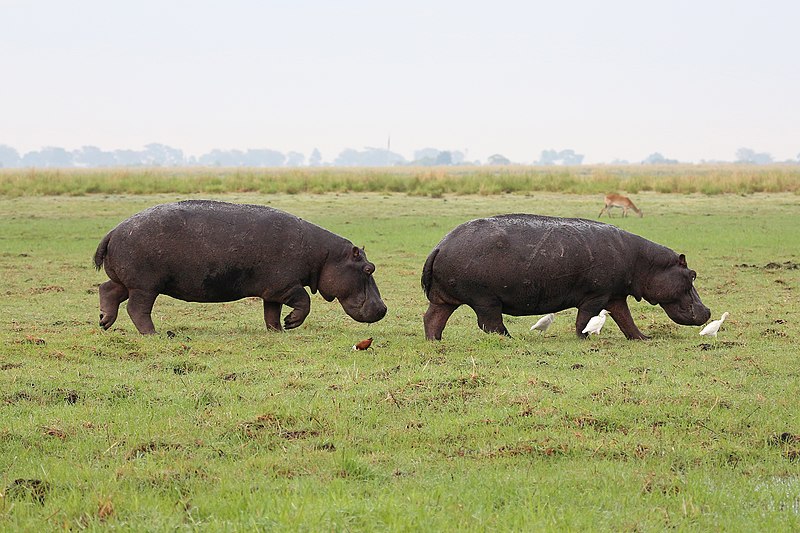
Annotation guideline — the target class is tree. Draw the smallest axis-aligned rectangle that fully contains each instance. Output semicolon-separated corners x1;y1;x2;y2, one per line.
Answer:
642;152;678;165
74;145;116;167
414;148;440;161
114;149;144;166
435;151;452;165
143;143;184;166
333;147;406;166
735;147;772;165
0;145;20;168
487;154;511;165
309;148;322;167
285;151;305;167
537;149;584;165
244;149;285;167
21;147;73;167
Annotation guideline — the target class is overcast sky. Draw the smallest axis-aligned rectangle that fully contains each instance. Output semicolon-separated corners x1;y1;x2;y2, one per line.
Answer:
2;0;798;163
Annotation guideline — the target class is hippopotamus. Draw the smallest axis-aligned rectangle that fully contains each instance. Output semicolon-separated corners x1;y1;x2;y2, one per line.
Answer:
421;214;711;340
94;200;387;334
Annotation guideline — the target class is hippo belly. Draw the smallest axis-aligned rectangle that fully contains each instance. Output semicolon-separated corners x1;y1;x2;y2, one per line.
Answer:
422;214;710;340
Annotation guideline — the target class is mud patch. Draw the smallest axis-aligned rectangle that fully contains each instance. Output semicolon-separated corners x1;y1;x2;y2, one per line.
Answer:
125;441;184;460
29;285;64;294
572;415;627;433
5;479;51;504
738;261;800;270
42;425;68;440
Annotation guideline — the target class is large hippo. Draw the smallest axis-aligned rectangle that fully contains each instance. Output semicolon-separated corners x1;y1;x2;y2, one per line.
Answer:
421;214;711;340
94;200;387;334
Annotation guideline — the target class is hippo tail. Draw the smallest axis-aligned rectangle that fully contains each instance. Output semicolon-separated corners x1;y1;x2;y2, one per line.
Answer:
93;232;112;271
421;248;440;297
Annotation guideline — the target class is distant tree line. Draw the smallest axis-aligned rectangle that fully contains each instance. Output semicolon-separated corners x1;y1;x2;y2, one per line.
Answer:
0;143;797;168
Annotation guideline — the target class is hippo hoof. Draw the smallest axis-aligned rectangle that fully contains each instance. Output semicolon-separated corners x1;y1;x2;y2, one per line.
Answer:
284;312;303;330
99;313;114;330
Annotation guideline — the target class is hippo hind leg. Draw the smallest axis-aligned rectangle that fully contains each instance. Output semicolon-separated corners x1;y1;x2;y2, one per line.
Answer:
125;289;159;335
99;280;128;330
424;302;459;340
472;304;510;337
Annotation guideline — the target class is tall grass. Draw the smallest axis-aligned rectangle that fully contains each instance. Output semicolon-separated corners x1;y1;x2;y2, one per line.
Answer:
1;164;799;197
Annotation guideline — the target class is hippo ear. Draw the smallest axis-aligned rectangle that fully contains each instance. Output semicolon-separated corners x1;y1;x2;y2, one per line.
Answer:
678;254;687;268
352;246;361;259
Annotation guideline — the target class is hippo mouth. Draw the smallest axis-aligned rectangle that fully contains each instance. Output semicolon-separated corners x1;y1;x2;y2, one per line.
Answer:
342;298;387;323
660;299;711;326
338;287;387;323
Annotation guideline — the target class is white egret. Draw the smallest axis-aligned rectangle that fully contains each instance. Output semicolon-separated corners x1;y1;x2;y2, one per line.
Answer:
582;310;608;336
530;313;556;334
699;312;729;337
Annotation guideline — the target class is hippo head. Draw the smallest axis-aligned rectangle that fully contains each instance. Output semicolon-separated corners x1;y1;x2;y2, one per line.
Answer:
637;253;711;326
315;246;387;323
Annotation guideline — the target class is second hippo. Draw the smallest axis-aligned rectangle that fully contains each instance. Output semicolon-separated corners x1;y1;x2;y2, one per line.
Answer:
422;214;711;340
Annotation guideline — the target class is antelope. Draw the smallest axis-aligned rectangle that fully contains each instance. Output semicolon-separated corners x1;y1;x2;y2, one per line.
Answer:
598;193;643;218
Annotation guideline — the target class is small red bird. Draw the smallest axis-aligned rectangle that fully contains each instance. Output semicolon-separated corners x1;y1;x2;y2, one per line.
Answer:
352;337;373;351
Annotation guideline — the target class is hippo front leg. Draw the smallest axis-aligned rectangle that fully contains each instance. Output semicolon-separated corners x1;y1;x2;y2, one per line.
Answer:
575;308;599;339
263;301;283;331
126;289;158;335
472;304;510;337
606;298;650;340
281;287;311;330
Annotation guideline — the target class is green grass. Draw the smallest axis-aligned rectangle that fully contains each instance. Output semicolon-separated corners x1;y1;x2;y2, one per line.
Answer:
1;164;800;197
1;190;800;530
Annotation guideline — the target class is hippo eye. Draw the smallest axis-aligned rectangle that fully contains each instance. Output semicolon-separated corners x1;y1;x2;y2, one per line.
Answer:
363;264;374;275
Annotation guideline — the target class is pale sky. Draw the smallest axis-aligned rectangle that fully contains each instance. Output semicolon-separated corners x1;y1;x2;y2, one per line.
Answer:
2;0;798;164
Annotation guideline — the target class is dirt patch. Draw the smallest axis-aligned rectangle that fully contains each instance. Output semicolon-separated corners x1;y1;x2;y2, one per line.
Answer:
5;479;51;504
572;415;627;433
29;285;64;294
125;441;183;460
738;261;800;270
488;441;569;458
768;432;800;446
3;390;35;404
42;425;68;440
0;363;23;370
22;336;46;345
280;429;319;440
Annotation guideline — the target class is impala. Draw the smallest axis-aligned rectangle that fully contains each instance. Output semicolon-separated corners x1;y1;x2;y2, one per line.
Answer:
598;193;643;218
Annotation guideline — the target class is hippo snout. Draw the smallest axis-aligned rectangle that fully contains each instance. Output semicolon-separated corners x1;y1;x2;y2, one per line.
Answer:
694;303;712;326
358;300;387;323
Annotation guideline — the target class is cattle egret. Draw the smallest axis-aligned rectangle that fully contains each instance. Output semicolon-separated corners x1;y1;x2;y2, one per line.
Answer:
353;337;373;350
530;313;556;334
699;312;729;337
582;310;609;335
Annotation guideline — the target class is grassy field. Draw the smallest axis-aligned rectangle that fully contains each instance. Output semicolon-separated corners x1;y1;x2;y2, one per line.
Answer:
2;164;800;197
1;188;800;530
